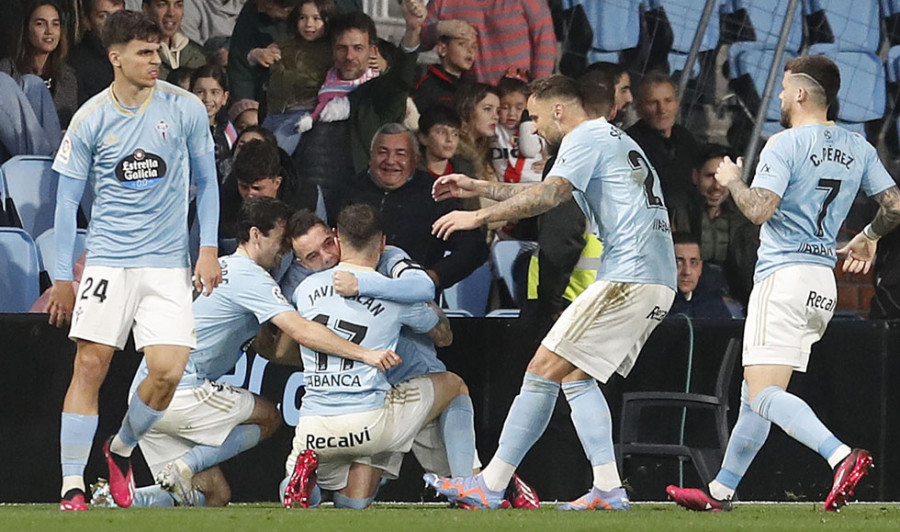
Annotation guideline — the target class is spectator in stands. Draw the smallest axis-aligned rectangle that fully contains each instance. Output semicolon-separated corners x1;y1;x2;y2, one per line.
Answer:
292;3;425;219
417;104;474;179
491;75;545;185
412;29;476;115
668;232;733;319
142;0;208;80
669;144;758;304
228;0;296;104
218;125;279;237
421;0;556;84
69;0;124;105
627;71;700;206
264;0;336;154
233;123;276;155
345;122;488;293
456;82;500;184
1;0;78;128
191;65;237;184
0;71;59;163
204;36;231;68
166;66;194;90
582;61;633;127
229;98;260;132
182;0;246;47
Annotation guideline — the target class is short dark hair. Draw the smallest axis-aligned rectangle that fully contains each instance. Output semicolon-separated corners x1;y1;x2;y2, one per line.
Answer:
235;125;278;149
497;76;529;99
584;61;628;82
528;74;583;103
234;140;282;185
784;54;841;109
695;143;734;171
190;64;229;92
166;67;194;87
673;231;700;246
337;203;382;250
329;11;377;46
638;70;677;101
577;70;616;119
288;0;337;38
418;104;461;135
102;9;161;48
287;209;329;240
82;0;125;15
236;197;294;244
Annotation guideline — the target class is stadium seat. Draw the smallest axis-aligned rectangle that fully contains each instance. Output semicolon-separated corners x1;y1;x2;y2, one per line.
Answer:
34;228;87;282
668;51;702;78
485;309;521;318
491;240;538;306
0;227;42;312
441;261;492;318
730;0;804;51
728;47;796;137
805;0;881;52
563;0;641;61
807;44;886;125
616;337;741;489
0;155;58;239
650;0;723;54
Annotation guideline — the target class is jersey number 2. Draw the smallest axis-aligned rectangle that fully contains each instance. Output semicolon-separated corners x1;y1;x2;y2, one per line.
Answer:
311;314;368;371
815;178;841;237
628;150;665;208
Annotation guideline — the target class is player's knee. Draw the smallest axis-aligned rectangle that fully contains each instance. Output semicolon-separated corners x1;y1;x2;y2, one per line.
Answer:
72;351;111;386
145;367;183;392
201;481;231;507
450;372;469;396
257;400;282;440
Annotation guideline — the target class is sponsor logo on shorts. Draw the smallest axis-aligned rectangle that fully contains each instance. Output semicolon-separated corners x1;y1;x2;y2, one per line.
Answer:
646;305;668;321
115;149;167;190
806;290;835;311
306;427;371;449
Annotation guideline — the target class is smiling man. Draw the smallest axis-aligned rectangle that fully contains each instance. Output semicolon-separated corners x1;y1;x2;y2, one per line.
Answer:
142;0;207;79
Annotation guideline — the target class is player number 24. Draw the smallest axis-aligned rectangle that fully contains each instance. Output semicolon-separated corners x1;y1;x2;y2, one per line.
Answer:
79;277;109;303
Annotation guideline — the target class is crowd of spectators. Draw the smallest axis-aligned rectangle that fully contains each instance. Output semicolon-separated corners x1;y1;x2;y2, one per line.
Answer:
3;0;898;318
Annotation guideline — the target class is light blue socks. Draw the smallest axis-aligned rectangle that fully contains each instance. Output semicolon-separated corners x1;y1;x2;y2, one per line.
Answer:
180;425;261;474
439;395;477;477
713;381;771;493
494;372;560;468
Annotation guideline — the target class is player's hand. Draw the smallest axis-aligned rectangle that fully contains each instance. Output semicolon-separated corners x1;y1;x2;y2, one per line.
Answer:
332;270;360;297
249;44;281;67
432;210;481;240
194;247;222;296
433;173;482;202
837;232;878;275
715;156;743;187
363;349;402;371
436;19;476;41
47;280;75;328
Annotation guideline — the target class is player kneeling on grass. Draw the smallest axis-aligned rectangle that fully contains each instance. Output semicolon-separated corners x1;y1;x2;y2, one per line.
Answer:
281;204;473;509
93;197;400;507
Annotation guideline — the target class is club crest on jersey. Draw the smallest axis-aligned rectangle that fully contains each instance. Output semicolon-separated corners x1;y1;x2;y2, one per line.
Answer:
156;120;169;140
115;149;167;189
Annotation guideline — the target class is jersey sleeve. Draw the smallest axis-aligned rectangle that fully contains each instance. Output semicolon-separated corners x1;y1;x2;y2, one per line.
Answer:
861;144;896;197
358;246;435;302
230;263;296;324
52;125;93;180
184;94;215;157
548;124;603;192
398;301;440;334
751;133;792;197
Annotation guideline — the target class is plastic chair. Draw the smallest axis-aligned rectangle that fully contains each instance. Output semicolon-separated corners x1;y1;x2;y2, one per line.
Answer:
0;227;42;311
491;240;538;305
728;47;797;137
485;309;521;318
651;0;723;54
806;0;881;52
730;0;804;51
563;0;641;61
0;155;58;239
807;45;886;127
34;228;88;282
441;261;492;318
616;337;741;488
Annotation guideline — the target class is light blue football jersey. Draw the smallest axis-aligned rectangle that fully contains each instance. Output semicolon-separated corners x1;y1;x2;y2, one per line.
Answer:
752;124;895;282
294;263;438;416
52;81;213;268
130;253;295;394
550;118;676;290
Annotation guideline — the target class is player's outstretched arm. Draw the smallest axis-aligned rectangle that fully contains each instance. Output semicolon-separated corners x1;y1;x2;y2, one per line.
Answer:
271;311;402;371
714;156;780;224
334;268;435;303
838;185;900;274
432;173;536;203
48;175;86;327
191;152;222;295
432;176;573;240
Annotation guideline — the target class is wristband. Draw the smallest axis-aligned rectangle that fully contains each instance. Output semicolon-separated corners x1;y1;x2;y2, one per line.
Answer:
862;224;881;241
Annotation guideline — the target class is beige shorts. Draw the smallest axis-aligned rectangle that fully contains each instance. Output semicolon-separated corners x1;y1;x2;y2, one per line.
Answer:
373;419;483;479
743;265;835;372
69;266;196;350
542;280;675;383
139;380;256;476
285;377;435;491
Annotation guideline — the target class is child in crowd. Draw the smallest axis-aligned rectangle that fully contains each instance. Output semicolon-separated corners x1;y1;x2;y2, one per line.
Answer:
413;30;477;115
229;98;260;133
265;0;336;153
191;64;237;184
417;104;474;179
490;75;545;184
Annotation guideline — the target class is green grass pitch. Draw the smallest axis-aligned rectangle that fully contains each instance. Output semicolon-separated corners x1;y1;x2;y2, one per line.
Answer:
4;503;900;532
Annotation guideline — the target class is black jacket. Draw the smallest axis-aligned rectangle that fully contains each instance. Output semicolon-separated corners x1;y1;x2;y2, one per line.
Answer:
627;119;701;206
69;30;113;106
344;169;489;292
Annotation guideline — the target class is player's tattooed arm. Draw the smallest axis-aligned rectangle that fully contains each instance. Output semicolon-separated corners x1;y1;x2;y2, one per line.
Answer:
726;180;781;225
870;185;900;237
483;180;539;202
427;302;453;348
480;177;574;223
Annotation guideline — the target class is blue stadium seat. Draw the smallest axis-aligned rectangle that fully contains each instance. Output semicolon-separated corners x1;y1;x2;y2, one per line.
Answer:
668;51;702;78
563;0;641;61
887;45;900;83
485;309;521;318
730;0;804;51
441;261;492;317
650;0;723;53
808;44;886;124
806;0;881;52
0;155;58;239
34;228;87;282
0;227;41;312
729;47;797;136
491;240;538;305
